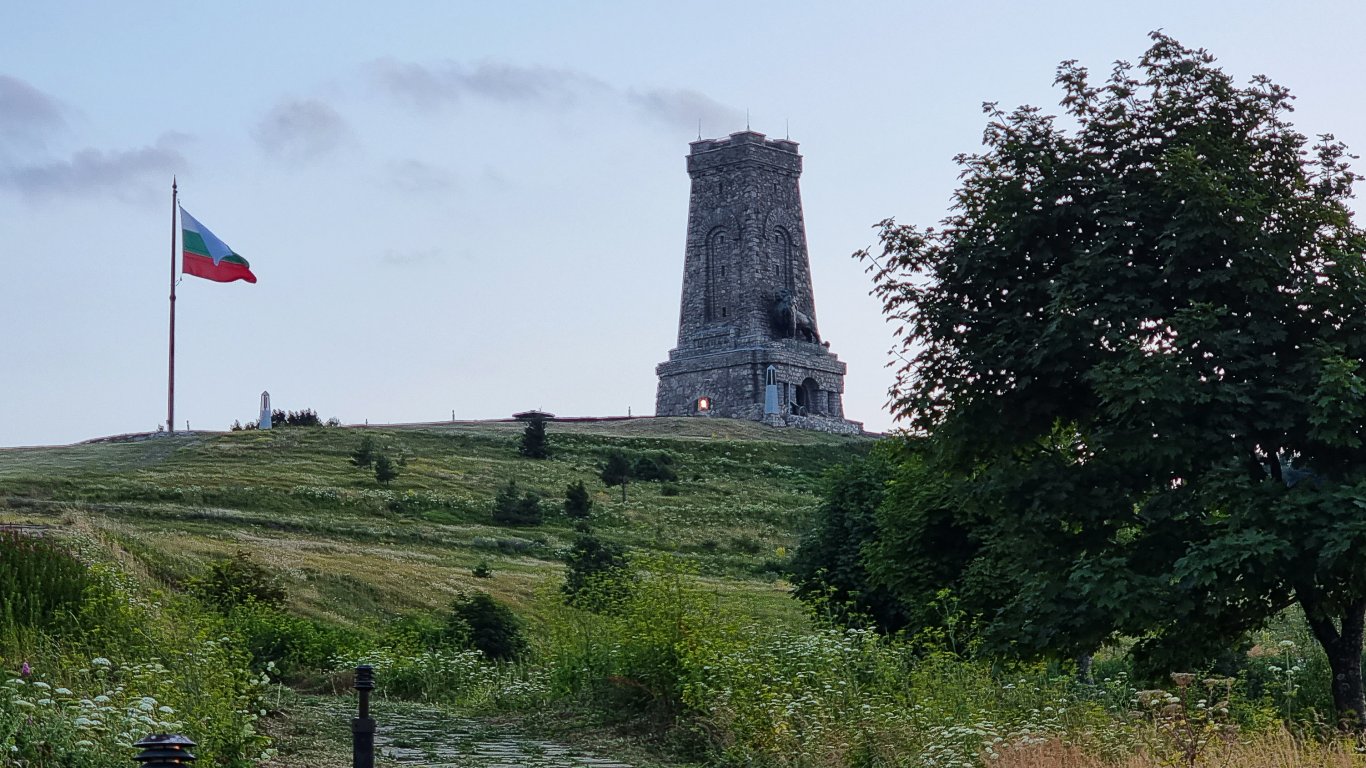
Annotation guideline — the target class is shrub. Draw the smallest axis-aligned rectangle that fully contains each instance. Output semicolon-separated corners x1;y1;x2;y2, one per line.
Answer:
271;408;323;427
564;480;593;519
492;480;544;526
562;532;630;611
542;555;732;723
2;552;275;767
633;451;678;482
228;601;362;678
188;550;287;610
472;560;493;579
447;592;527;661
790;446;908;633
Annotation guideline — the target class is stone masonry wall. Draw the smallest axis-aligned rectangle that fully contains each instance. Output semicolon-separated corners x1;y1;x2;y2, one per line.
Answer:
656;131;859;433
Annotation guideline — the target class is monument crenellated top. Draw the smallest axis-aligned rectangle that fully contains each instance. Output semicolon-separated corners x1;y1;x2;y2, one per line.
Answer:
689;130;800;155
687;131;802;175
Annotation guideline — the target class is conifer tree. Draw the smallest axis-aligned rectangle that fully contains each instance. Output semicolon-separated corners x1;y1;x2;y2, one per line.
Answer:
518;415;549;459
374;453;399;484
600;450;631;502
564;480;593;519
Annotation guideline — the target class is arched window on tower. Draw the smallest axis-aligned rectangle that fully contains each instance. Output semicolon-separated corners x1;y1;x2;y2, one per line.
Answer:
771;227;793;294
706;228;729;323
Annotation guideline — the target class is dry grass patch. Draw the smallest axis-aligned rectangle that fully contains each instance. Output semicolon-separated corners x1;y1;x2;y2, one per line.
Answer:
994;731;1366;768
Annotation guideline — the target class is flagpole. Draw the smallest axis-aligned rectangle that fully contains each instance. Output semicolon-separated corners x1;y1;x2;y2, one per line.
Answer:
168;178;177;435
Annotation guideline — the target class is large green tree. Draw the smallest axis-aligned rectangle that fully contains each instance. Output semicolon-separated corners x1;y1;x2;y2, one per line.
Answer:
861;33;1366;724
790;443;909;632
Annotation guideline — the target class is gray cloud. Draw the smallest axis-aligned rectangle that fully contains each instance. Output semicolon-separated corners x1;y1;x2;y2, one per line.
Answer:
0;75;68;150
627;88;745;133
0;134;185;202
368;59;738;132
386;158;457;196
253;98;351;164
369;59;608;111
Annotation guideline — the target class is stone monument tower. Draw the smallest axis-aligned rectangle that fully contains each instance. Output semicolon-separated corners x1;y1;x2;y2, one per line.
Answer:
655;131;860;434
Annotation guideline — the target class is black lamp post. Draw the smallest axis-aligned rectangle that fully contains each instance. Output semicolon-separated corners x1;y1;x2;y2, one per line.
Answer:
352;664;375;768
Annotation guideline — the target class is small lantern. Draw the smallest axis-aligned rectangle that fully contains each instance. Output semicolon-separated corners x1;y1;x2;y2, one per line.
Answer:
696;396;711;413
133;734;196;767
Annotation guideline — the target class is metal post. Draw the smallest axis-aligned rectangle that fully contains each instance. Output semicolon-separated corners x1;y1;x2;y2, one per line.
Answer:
352;664;375;768
133;734;196;767
168;179;178;436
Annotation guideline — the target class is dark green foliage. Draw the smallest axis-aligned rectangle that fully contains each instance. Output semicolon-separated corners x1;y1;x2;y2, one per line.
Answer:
564;479;593;519
790;444;908;633
0;531;91;636
632;451;678;482
446;592;527;661
351;435;376;468
227;601;361;678
519;415;550;459
491;480;544;526
189;549;287;610
271;408;324;427
374;453;400;484
600;449;632;501
472;560;492;578
660;482;680;497
562;531;630;610
859;32;1366;722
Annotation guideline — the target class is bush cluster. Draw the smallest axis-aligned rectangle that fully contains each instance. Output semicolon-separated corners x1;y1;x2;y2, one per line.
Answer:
0;535;273;766
491;480;544;526
350;435;404;485
230;408;339;430
187;550;287;610
561;532;630;611
599;449;680;501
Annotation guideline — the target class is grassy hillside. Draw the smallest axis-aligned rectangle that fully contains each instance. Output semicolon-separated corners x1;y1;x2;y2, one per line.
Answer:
0;418;872;630
5;419;1358;768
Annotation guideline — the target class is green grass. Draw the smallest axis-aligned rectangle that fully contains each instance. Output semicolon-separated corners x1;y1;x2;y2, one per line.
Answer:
0;419;870;631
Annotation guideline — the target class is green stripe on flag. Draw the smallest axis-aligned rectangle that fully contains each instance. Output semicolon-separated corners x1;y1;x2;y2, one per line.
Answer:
183;230;210;256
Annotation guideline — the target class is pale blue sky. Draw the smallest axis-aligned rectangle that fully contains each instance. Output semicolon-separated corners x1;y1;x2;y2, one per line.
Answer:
3;1;1363;446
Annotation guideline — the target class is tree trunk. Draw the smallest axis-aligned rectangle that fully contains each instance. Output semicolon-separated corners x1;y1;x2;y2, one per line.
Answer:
1298;589;1366;729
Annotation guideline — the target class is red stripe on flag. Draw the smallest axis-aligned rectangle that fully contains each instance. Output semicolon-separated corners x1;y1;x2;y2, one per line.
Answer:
183;251;257;284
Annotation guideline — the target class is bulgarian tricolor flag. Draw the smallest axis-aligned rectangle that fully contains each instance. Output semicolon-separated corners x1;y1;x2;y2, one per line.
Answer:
180;207;257;284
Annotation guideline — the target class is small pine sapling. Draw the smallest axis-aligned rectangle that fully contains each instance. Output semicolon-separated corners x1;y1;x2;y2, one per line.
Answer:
352;435;376;468
564;480;593;519
374;453;399;484
600;449;632;502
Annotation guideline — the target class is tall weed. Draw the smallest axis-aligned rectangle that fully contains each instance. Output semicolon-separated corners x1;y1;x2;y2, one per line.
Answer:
0;534;274;767
0;531;90;643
